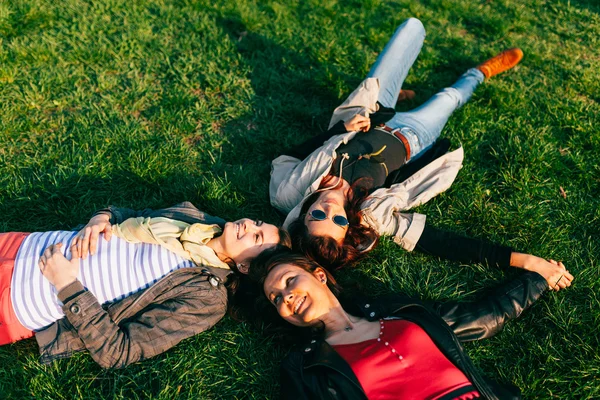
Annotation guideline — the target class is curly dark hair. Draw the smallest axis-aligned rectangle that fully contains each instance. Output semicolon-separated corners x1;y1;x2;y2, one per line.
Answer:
287;178;379;271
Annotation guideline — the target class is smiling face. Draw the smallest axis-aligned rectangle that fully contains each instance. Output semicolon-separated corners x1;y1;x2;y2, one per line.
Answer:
213;219;281;270
304;190;348;243
263;263;334;327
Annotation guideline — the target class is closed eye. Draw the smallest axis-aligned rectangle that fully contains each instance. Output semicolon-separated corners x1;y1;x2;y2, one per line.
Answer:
272;276;294;305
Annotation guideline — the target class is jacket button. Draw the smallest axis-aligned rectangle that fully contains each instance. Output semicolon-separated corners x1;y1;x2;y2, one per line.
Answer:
70;304;81;314
304;347;311;353
310;339;316;344
364;303;370;308
369;312;375;317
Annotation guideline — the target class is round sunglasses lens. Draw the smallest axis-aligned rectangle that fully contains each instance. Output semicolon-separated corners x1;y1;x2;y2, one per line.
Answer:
310;210;327;220
332;215;349;227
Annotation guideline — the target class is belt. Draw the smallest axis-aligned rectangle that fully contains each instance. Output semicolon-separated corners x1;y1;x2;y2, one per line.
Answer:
377;125;411;161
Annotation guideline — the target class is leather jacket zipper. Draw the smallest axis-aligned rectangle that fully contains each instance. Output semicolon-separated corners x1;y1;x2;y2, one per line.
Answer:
409;305;499;400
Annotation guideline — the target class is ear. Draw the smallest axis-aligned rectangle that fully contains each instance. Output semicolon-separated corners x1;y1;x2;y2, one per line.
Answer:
237;263;249;275
313;268;327;285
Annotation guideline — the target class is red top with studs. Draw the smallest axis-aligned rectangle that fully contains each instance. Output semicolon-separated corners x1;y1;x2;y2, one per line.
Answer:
333;319;480;399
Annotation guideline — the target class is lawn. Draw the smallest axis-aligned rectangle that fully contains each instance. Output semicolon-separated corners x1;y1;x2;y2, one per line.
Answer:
0;0;598;398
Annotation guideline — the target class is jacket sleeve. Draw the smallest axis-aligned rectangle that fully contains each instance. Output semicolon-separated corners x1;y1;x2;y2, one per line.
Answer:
430;271;548;342
93;201;226;226
361;209;427;252
415;224;513;269
280;352;314;400
93;205;154;224
56;278;227;369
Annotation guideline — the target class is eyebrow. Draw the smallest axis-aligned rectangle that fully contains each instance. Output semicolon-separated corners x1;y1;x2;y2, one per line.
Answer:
266;271;290;301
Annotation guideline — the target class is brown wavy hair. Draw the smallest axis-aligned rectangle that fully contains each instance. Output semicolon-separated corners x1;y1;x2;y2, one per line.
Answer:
287;177;379;271
246;247;343;343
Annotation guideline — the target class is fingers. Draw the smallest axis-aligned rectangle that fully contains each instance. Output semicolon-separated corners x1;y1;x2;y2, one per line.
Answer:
344;114;372;132
548;260;573;291
39;244;62;271
80;226;91;259
104;223;113;242
89;227;100;256
70;241;81;259
362;119;371;132
554;275;569;290
563;268;574;282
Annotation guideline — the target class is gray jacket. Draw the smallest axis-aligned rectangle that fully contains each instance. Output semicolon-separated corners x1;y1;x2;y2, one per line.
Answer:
35;202;231;369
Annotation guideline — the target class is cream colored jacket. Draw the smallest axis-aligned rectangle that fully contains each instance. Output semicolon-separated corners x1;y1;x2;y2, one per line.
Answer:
269;77;464;251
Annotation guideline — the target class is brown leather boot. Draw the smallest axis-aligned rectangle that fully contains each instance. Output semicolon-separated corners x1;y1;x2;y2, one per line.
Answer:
477;48;524;79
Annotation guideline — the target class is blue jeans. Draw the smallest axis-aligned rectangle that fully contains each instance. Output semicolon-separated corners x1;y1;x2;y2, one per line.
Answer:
366;18;485;160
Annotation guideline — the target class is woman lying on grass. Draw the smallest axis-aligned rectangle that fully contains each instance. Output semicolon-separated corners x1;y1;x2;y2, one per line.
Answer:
270;18;573;290
0;201;289;368
252;248;564;399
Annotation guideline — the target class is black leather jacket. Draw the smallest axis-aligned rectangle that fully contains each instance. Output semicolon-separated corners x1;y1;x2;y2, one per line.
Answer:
280;272;548;400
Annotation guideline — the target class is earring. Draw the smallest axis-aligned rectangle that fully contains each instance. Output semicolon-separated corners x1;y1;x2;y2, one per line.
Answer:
321;279;326;283
237;263;245;270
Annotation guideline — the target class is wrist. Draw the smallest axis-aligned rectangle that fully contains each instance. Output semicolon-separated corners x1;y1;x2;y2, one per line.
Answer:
510;252;530;269
54;277;78;292
92;213;110;222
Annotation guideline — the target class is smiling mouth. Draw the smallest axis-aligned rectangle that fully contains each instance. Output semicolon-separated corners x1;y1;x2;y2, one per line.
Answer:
294;296;306;315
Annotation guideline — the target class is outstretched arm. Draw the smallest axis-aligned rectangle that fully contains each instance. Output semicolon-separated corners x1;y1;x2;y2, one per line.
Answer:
431;271;550;342
415;224;574;291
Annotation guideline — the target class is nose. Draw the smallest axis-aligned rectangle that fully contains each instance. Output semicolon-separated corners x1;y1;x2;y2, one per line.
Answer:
321;203;334;215
242;220;255;234
283;290;294;305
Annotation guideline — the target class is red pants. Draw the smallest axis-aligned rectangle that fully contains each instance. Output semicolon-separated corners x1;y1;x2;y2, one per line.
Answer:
0;232;34;345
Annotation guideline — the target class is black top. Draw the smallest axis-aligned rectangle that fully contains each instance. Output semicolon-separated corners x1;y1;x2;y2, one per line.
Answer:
331;128;407;189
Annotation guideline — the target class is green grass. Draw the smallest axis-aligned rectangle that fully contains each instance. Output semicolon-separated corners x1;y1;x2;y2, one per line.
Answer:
0;0;598;398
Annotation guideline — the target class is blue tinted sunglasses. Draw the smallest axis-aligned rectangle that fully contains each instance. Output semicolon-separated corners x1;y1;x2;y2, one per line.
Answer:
309;209;349;228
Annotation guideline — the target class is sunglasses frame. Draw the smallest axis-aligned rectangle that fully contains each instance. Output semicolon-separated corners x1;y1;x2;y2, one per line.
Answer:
309;209;349;228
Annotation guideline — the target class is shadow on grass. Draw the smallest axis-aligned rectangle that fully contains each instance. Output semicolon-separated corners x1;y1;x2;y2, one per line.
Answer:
568;0;600;14
214;15;353;166
0;169;284;233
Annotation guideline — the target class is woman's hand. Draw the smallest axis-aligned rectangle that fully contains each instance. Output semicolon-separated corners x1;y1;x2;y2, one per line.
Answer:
72;214;112;259
510;252;574;291
39;243;81;291
344;114;371;132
